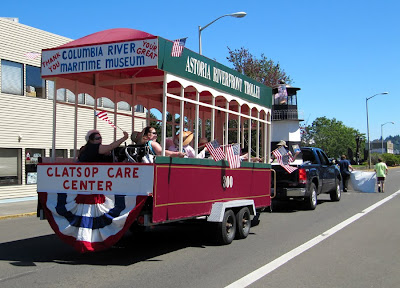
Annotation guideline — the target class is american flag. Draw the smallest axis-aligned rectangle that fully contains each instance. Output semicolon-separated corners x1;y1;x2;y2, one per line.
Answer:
24;52;41;60
206;140;225;161
95;110;116;128
171;38;186;57
278;84;288;97
226;143;241;169
272;148;298;174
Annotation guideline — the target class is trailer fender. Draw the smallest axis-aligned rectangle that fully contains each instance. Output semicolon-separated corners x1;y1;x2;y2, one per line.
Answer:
207;200;256;223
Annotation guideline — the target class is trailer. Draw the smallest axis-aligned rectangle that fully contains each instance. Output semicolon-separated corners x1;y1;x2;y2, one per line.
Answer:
37;28;273;253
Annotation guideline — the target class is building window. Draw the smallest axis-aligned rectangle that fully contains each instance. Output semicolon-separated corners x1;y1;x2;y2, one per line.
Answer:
47;81;67;101
135;105;145;113
69;149;79;159
49;149;68;158
102;97;114;109
0;148;22;186
25;149;44;184
118;101;131;111
26;65;45;98
78;93;85;104
86;94;95;106
1;60;23;95
66;89;75;103
288;94;297;105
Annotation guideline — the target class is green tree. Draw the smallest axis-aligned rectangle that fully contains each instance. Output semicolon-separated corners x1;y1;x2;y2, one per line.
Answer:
301;117;365;160
227;47;292;87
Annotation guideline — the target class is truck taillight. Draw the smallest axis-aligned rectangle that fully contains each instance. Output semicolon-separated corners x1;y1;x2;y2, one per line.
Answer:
299;168;307;184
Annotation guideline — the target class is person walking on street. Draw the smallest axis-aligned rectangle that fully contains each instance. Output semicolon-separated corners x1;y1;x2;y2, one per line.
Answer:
338;155;353;192
374;158;388;193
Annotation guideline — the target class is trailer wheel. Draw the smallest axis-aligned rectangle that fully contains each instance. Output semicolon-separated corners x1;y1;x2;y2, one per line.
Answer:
236;207;251;239
216;209;236;245
305;183;317;210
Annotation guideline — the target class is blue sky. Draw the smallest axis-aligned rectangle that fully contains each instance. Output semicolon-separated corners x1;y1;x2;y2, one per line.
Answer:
3;0;399;141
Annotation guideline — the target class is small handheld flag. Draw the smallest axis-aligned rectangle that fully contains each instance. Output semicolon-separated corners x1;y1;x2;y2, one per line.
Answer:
206;140;225;161
95;110;124;131
272;147;297;174
171;38;187;57
226;143;241;169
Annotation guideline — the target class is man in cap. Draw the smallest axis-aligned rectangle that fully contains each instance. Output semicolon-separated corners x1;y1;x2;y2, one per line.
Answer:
271;140;299;163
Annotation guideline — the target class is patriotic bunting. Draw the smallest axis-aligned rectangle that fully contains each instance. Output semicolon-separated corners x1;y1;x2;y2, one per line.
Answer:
38;192;147;253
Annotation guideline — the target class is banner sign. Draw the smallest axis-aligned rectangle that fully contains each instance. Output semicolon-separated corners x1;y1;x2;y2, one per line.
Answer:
37;164;154;195
157;37;272;108
41;38;158;76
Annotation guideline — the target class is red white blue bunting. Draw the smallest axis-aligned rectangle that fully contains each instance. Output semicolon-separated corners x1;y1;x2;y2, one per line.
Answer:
38;192;147;253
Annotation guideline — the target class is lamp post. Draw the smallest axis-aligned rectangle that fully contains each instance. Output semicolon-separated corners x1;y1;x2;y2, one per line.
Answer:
198;12;246;55
381;121;394;154
366;92;389;168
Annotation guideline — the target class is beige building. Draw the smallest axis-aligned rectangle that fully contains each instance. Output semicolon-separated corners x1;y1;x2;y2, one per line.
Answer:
0;18;145;200
370;140;394;154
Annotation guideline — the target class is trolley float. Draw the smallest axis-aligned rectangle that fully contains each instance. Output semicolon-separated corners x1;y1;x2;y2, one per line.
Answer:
37;28;273;253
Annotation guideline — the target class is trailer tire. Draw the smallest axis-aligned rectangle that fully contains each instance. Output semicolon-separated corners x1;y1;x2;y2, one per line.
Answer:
216;209;236;245
236;207;251;239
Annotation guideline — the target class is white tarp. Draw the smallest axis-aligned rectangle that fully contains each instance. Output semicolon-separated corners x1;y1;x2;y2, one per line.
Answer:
350;171;376;193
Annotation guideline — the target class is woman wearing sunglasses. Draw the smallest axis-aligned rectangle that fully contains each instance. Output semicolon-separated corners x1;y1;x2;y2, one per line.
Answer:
141;126;185;158
78;129;129;162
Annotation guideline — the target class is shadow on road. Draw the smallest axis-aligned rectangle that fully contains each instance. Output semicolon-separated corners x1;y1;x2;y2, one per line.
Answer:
271;198;332;213
0;220;218;267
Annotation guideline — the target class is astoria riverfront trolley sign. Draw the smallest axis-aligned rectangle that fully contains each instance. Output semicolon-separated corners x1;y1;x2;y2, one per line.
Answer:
157;38;271;107
41;37;271;107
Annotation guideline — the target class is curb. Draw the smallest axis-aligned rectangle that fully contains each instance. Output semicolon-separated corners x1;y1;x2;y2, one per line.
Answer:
0;212;36;220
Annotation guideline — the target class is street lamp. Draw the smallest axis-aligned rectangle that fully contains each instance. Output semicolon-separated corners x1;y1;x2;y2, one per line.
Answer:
198;12;247;55
366;92;389;168
381;121;394;154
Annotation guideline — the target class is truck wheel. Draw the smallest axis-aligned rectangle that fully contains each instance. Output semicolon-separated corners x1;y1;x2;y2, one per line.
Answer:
330;179;341;202
236;207;251;239
216;209;236;245
305;183;317;210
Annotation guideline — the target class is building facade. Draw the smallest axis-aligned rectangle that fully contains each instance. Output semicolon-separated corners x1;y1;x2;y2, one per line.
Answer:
370;140;394;154
0;18;145;200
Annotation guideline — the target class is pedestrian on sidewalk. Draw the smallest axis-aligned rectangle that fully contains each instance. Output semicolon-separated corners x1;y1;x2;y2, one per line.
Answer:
374;158;388;193
338;155;353;192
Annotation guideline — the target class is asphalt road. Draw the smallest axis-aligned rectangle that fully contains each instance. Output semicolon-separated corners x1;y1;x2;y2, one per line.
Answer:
1;168;399;288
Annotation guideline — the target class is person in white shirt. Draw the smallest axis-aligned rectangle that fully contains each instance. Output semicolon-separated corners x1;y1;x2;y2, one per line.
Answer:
168;131;206;158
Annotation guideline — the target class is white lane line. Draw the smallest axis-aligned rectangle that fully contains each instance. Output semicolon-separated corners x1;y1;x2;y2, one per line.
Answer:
225;190;400;288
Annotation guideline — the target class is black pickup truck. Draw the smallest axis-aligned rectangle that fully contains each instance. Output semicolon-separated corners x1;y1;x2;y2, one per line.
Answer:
271;147;341;210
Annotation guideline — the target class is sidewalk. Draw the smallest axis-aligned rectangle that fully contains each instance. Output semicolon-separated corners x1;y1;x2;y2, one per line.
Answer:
0;197;37;220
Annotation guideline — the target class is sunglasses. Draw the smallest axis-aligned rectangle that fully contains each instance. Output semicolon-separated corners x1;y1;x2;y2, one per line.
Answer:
94;136;102;140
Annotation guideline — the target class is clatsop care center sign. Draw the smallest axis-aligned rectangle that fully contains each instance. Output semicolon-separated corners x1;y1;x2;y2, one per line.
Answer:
41;38;158;76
